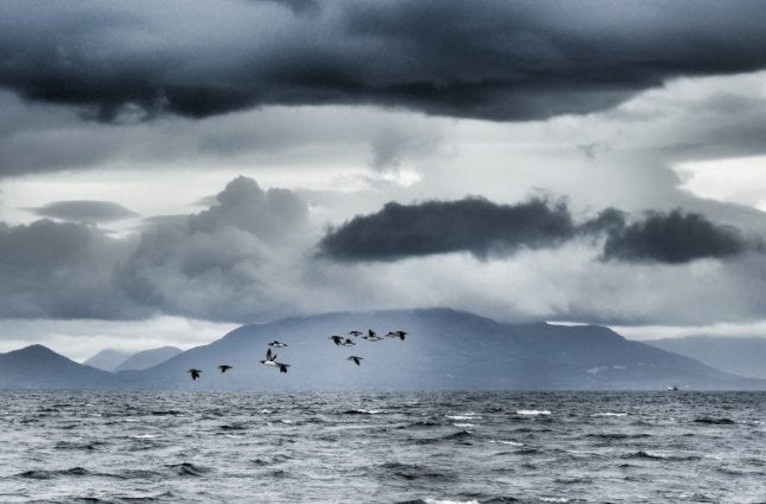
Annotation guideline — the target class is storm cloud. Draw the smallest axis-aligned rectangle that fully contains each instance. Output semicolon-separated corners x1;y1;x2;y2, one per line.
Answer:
601;210;753;264
319;198;759;264
2;1;766;122
319;197;575;260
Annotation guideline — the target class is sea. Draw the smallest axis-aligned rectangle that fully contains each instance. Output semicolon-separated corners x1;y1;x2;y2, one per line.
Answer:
1;390;765;504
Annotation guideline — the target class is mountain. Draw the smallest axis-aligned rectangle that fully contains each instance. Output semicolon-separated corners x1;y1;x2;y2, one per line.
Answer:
113;346;183;372
0;345;118;389
647;336;766;380
82;349;131;372
124;308;764;390
4;309;764;390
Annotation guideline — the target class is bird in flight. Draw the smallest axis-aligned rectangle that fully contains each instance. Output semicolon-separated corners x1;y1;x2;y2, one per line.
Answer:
362;332;383;342
268;340;288;347
329;335;345;346
386;330;407;341
348;330;363;337
187;369;202;380
218;365;232;373
340;338;356;346
347;356;363;366
277;363;290;374
260;348;278;366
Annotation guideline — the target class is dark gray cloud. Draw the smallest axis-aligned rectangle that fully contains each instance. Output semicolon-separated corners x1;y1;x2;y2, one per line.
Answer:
601;210;754;264
319;198;759;264
2;1;766;122
319;197;576;261
30;200;138;223
0;219;144;319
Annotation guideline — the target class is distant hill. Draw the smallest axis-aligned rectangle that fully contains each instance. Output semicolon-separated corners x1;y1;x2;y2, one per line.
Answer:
82;349;131;372
124;309;764;390
647;336;766;380
114;346;183;372
3;310;764;390
0;345;118;389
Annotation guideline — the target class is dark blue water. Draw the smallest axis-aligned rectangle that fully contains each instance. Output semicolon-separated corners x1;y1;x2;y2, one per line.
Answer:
1;391;765;503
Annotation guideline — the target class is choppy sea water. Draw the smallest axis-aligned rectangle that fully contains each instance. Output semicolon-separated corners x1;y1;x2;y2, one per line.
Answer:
1;391;766;503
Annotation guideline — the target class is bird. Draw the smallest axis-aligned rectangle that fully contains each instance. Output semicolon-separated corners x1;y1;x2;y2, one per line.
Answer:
218;365;232;373
329;335;345;346
268;340;288;347
276;363;290;374
340;338;356;346
260;348;278;367
348;330;363;337
187;369;202;380
347;356;363;366
394;330;407;341
362;332;383;342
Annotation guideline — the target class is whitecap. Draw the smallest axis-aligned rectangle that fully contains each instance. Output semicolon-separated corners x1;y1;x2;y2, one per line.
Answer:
423;499;479;504
453;423;475;428
539;498;570;503
279;419;294;424
446;415;482;420
493;440;524;446
516;410;551;416
130;434;158;439
590;412;627;417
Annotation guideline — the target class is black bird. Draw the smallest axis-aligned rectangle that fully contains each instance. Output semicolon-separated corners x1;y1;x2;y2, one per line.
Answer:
340;338;356;346
362;332;383;342
187;369;202;380
268;340;288;347
277;363;291;374
347;356;363;366
348;330;363;337
329;335;345;346
260;348;278;367
394;330;407;341
218;365;233;373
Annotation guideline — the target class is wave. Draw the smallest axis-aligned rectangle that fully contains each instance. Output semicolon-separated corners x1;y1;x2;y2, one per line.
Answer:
16;467;91;479
163;462;211;477
515;410;551;416
342;409;384;415
693;417;736;425
378;462;454;482
590;412;628;417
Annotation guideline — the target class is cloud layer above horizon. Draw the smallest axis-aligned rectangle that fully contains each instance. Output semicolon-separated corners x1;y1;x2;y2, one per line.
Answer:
2;0;766;122
1;176;766;328
2;0;766;347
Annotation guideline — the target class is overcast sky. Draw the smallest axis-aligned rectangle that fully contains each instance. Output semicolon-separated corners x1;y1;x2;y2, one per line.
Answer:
2;0;766;360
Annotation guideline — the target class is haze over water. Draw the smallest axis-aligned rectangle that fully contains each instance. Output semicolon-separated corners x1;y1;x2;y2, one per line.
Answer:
1;391;765;503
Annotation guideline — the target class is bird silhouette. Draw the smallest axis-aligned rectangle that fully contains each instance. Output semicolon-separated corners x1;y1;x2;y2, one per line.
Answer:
187;369;202;380
347;356;363;366
341;338;356;346
348;330;363;337
218;364;233;373
329;335;345;346
260;348;278;366
277;363;290;373
268;340;288;347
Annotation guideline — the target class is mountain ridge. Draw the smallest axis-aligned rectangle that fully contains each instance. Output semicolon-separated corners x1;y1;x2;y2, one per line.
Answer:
1;308;764;390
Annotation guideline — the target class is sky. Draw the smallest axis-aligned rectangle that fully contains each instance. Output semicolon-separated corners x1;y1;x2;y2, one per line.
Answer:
2;0;766;361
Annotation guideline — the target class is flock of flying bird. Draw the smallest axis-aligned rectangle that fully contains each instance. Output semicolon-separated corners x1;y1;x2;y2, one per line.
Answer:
186;328;408;380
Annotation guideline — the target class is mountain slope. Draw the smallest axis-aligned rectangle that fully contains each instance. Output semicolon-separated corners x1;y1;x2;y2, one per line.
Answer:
647;336;766;379
82;349;131;372
126;309;760;390
0;345;118;389
114;346;183;372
